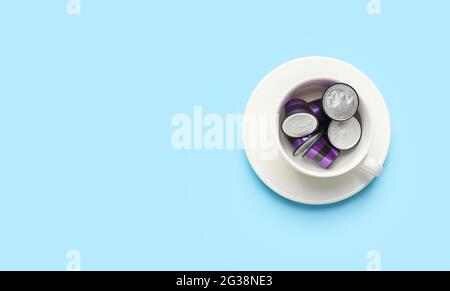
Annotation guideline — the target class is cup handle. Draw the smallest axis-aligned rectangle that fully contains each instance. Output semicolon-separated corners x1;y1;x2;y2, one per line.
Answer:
358;155;383;177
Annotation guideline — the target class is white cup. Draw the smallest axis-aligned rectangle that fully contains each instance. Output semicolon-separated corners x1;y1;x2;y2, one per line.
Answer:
275;78;383;178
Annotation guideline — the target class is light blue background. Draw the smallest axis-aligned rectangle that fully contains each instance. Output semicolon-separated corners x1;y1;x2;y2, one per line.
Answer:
0;0;448;270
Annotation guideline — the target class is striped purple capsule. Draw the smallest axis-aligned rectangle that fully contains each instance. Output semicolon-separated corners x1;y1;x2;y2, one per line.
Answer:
304;137;340;169
291;132;322;156
282;99;318;138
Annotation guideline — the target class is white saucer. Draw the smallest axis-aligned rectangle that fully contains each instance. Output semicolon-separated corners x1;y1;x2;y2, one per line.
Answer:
243;57;391;205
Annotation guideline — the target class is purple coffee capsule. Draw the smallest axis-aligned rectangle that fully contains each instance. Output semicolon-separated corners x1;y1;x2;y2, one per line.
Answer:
282;99;318;138
304;137;340;169
308;99;329;124
291;132;322;156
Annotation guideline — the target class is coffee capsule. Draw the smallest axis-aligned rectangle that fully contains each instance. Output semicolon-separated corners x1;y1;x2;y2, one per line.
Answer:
304;137;340;169
322;83;359;121
308;99;329;124
291;132;322;156
282;99;318;138
327;117;362;150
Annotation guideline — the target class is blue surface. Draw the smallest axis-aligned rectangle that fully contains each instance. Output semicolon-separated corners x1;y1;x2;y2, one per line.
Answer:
0;1;449;270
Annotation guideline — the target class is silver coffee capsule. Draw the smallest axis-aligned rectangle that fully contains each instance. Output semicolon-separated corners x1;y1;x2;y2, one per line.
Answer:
281;99;318;138
327;117;362;150
291;132;322;156
322;83;359;121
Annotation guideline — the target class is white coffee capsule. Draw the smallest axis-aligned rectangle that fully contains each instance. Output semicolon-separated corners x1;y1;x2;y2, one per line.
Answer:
322;83;359;121
327;117;362;150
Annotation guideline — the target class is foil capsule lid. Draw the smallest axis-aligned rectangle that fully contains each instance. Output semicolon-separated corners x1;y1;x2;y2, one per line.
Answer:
282;113;318;138
292;132;322;157
327;117;362;150
282;99;318;138
322;83;359;121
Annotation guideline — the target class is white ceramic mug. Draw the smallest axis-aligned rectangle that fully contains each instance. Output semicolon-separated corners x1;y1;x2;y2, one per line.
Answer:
275;77;383;179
